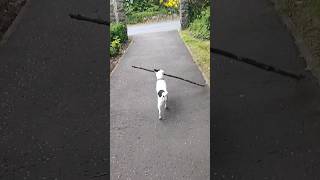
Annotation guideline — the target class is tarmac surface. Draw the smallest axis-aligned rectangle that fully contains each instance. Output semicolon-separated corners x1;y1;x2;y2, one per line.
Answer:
127;20;180;36
2;0;320;179
0;0;108;179
110;30;210;179
212;0;320;179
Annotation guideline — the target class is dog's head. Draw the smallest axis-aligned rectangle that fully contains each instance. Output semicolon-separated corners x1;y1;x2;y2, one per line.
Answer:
154;69;164;80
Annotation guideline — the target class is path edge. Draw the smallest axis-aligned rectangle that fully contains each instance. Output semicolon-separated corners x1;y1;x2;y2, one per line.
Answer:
0;0;31;46
110;38;134;77
178;30;210;88
269;0;320;85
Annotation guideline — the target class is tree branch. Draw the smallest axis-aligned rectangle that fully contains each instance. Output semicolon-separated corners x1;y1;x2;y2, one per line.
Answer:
132;65;206;87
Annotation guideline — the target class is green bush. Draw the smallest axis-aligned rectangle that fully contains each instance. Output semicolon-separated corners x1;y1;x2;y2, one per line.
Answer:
187;0;210;25
124;0;154;13
146;4;161;12
110;23;128;57
110;22;128;43
189;6;210;40
160;0;180;13
110;36;121;57
124;0;176;24
127;11;161;24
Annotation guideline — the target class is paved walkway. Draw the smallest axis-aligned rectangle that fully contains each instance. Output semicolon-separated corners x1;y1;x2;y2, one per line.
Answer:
212;0;320;179
0;0;108;179
127;20;180;36
110;30;210;179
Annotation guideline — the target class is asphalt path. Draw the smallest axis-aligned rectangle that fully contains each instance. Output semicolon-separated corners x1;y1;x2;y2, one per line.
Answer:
127;20;180;36
212;0;320;179
110;30;210;179
0;0;108;179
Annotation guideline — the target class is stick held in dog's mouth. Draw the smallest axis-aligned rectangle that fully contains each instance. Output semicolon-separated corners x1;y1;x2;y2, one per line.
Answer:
132;65;206;87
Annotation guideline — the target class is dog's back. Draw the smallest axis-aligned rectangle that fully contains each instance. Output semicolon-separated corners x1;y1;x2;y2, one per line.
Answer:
156;79;167;96
154;69;168;119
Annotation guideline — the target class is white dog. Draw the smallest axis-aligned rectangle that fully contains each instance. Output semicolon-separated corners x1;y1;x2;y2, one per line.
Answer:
154;69;168;120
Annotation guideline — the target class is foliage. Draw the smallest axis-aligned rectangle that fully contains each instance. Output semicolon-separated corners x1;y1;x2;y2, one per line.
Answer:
110;22;128;43
124;0;154;13
160;0;179;13
124;0;179;24
160;0;179;8
187;0;210;25
127;10;163;24
189;6;210;40
110;23;128;57
110;36;121;57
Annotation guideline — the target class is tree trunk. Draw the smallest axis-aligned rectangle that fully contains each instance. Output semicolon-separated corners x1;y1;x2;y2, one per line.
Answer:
180;0;189;29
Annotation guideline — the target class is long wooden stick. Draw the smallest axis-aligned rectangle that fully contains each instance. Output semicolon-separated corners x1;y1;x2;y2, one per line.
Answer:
69;13;109;26
132;66;205;87
211;48;305;80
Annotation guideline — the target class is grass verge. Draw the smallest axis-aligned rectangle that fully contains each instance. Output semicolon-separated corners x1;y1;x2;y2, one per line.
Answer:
272;0;320;81
180;30;210;85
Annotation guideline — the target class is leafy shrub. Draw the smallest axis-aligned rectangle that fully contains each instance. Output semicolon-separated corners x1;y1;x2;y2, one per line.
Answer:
124;0;154;13
189;6;210;40
127;11;161;24
160;0;179;8
110;23;128;57
110;36;121;57
124;0;177;24
187;0;210;25
146;4;160;12
160;0;179;13
110;22;128;43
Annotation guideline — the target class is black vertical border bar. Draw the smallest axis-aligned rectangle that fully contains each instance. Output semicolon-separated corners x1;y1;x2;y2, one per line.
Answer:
106;0;111;179
210;0;215;179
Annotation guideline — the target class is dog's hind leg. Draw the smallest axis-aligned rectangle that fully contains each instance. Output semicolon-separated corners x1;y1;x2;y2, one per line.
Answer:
158;102;162;120
165;95;168;109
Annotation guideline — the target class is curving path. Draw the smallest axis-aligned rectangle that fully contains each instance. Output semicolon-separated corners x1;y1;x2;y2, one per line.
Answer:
111;27;210;179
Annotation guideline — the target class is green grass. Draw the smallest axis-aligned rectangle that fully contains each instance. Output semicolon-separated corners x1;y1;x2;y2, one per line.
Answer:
180;30;210;84
275;0;320;78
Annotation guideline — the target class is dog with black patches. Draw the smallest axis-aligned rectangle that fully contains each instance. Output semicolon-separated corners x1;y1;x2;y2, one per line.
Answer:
154;69;168;120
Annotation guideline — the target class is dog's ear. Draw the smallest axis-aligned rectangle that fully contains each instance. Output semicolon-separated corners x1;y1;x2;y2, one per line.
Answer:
154;69;159;72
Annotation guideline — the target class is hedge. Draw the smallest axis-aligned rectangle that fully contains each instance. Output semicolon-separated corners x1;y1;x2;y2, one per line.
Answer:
189;6;210;40
110;22;128;57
